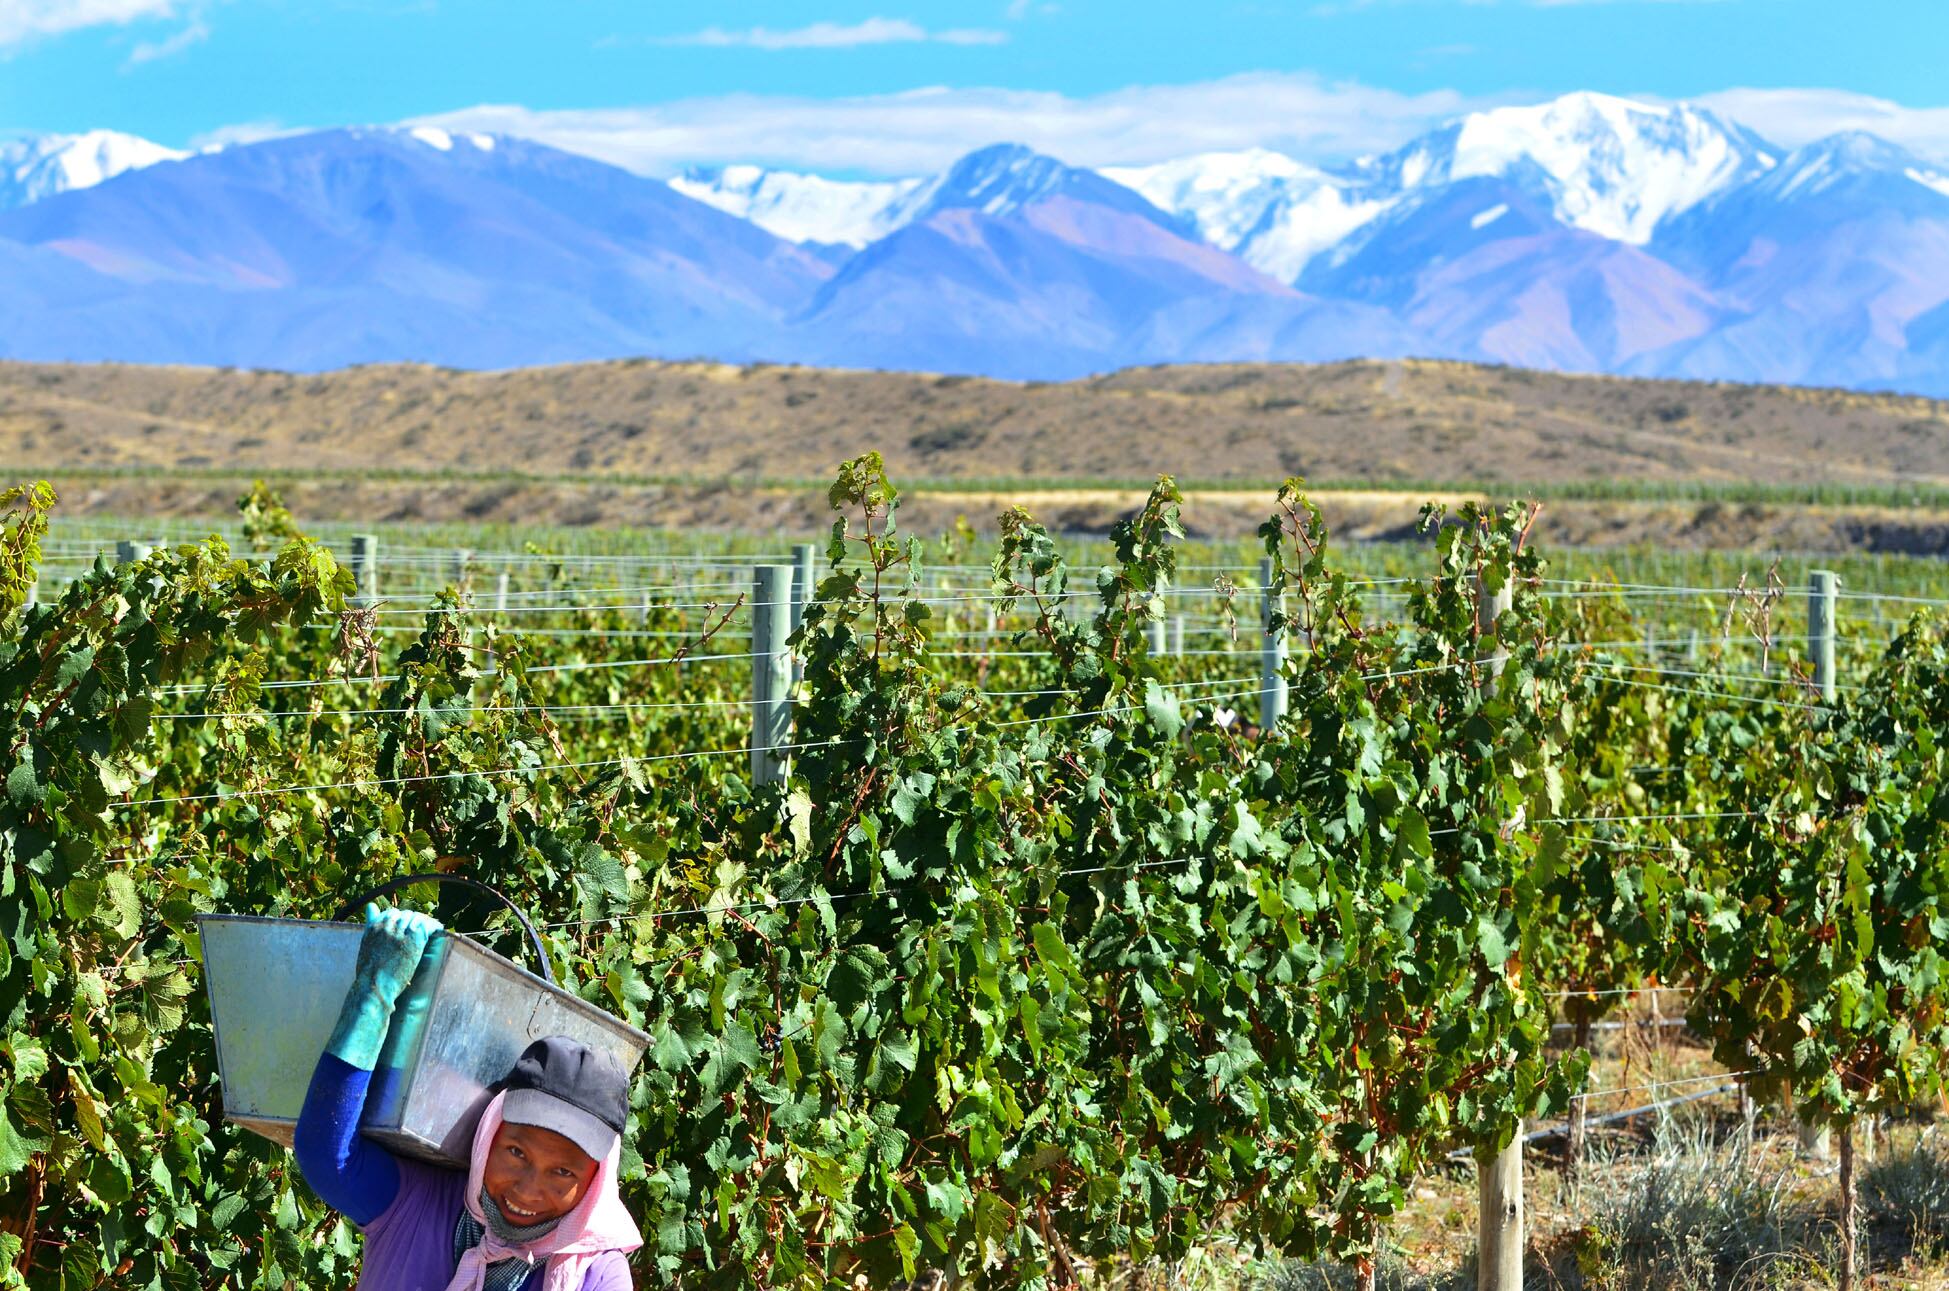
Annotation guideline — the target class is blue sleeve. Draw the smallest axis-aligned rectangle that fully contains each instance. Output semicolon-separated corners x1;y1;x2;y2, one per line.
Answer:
293;1052;401;1226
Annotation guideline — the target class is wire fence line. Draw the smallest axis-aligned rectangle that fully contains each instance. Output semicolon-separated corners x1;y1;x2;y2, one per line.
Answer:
1592;674;1828;712
137;628;1848;702
153;650;769;696
146;672;1264;725
1569;1070;1756;1104
49;539;1949;607
121;676;1277;810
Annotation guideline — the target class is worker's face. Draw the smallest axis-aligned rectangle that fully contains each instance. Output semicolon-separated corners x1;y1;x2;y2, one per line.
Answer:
483;1122;598;1225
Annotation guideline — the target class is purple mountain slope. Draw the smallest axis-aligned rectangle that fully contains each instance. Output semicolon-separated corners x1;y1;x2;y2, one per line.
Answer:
907;143;1196;234
0;128;833;369
2;108;1949;391
794;144;1405;378
1641;133;1949;393
1304;179;1722;372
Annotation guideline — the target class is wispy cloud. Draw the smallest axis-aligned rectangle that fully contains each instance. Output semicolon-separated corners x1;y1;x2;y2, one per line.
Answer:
652;17;1006;50
123;12;204;65
414;73;1502;178
1697;87;1949;160
0;0;177;48
187;117;292;150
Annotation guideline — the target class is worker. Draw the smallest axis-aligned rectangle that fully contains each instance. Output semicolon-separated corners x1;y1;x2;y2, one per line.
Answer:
294;905;640;1289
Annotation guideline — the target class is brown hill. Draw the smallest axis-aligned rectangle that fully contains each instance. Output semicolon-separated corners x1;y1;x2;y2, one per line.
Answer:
7;356;1948;486
6;357;1949;548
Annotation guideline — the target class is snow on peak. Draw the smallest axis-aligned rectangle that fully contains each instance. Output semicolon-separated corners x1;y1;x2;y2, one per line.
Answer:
0;129;187;209
1908;167;1949;201
1377;92;1774;244
670;165;926;248
1104;147;1393;281
400;125;496;153
1103;149;1320;250
1470;203;1509;231
924;143;1073;217
1748;132;1946;203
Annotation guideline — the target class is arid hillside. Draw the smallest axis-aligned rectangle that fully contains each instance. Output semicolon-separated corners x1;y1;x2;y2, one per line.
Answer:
8;356;1949;486
7;356;1949;547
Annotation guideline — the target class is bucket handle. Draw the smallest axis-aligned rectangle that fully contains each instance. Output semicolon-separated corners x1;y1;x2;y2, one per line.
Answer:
333;874;555;986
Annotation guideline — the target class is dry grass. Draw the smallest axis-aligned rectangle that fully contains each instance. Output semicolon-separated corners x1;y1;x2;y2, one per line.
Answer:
13;356;1949;545
9;356;1949;490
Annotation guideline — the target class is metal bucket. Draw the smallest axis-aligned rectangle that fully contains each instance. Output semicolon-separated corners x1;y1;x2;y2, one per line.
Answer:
197;874;649;1168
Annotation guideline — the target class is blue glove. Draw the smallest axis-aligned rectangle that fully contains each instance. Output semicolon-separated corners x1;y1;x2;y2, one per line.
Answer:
325;904;444;1070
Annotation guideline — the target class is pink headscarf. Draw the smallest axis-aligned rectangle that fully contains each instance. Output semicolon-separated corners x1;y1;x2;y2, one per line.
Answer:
445;1091;643;1291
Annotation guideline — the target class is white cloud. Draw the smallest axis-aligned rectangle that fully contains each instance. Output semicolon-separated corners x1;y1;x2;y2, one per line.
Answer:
187;117;292;150
414;73;1504;178
654;17;1006;50
0;0;176;47
1696;87;1949;161
123;12;203;64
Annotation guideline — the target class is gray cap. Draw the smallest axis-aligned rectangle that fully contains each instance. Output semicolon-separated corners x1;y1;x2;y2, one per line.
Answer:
498;1036;628;1161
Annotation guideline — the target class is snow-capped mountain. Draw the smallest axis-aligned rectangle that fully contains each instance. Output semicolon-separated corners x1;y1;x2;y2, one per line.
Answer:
905;142;1186;229
3;93;1949;392
1103;149;1315;250
670;165;925;249
1643;131;1949;392
1100;149;1395;281
790;144;1378;379
0;129;187;209
1096;94;1775;283
0;128;832;369
1354;92;1775;246
685;141;1196;255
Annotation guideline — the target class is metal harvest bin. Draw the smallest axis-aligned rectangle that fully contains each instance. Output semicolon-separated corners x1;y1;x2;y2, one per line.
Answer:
196;875;649;1168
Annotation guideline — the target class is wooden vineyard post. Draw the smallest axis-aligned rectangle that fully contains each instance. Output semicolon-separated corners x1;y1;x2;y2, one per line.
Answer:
1259;556;1288;731
1797;569;1840;1162
1566;1014;1592;1194
1793;1087;1831;1161
450;548;476;662
480;570;510;675
792;543;817;689
1475;571;1523;1291
1148;617;1167;657
1170;614;1185;657
936;572;956;635
350;534;379;604
1840;1122;1859;1291
750;564;793;786
1810;569;1838;703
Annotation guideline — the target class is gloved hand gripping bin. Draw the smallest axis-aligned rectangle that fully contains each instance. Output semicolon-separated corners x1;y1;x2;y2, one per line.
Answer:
195;875;649;1168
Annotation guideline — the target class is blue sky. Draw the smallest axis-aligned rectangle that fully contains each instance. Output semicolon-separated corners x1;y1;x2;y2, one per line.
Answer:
2;0;1944;174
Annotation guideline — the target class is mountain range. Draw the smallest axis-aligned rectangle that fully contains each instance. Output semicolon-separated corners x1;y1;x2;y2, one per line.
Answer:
4;93;1949;393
